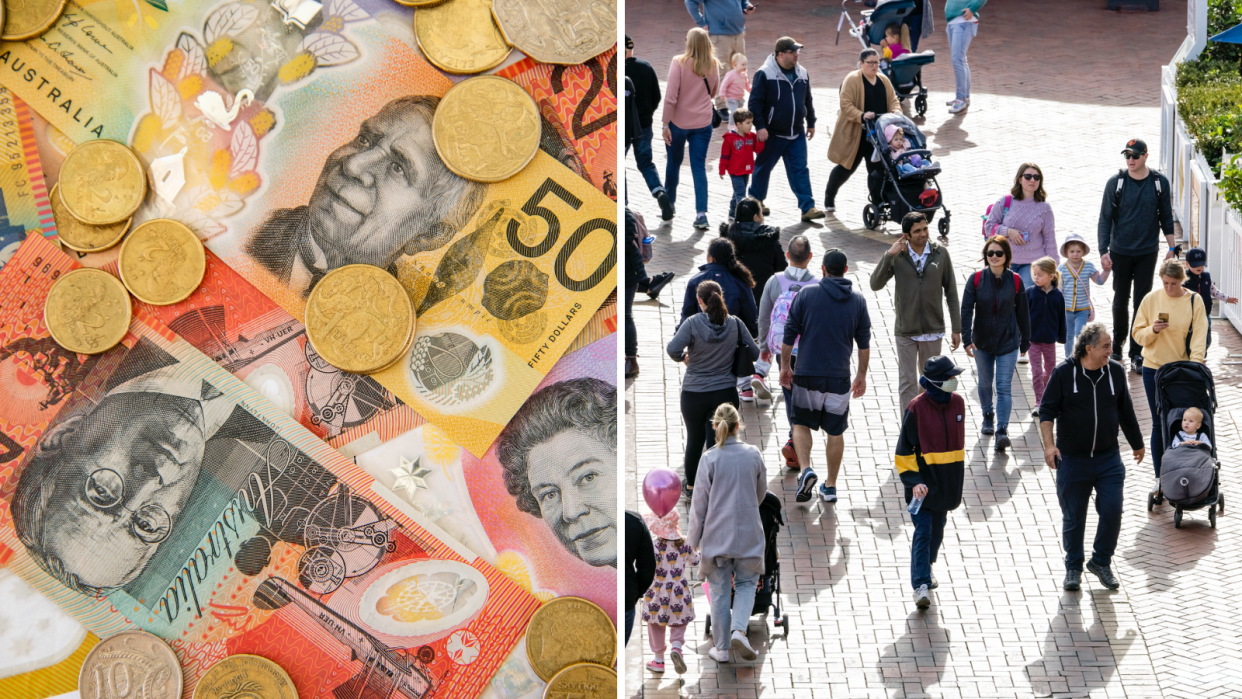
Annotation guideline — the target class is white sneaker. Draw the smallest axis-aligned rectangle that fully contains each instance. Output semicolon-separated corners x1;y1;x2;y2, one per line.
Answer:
1018;353;1029;364
914;584;931;609
708;647;730;663
948;100;968;114
751;374;772;401
730;630;757;661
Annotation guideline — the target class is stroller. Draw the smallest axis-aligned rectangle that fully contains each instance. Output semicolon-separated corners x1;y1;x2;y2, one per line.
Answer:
704;492;789;639
840;0;937;117
1147;361;1223;528
862;112;951;236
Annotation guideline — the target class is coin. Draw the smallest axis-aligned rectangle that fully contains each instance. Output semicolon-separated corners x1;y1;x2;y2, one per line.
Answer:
79;630;183;699
525;596;616;682
415;0;512;75
2;0;68;41
45;268;131;354
59;140;147;226
395;0;447;6
542;663;616;699
50;184;131;253
117;219;206;306
433;75;540;183
193;654;297;699
305;264;415;375
492;0;616;65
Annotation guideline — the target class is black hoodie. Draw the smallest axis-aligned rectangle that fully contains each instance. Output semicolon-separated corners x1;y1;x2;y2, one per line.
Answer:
720;221;786;305
1039;357;1144;458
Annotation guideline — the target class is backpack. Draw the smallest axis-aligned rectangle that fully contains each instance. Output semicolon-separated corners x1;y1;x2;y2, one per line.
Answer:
981;194;1011;240
766;274;813;354
971;270;1022;295
1111;168;1163;221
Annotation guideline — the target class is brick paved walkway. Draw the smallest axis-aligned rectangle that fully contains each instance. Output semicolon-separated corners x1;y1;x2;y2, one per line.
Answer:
623;1;1242;697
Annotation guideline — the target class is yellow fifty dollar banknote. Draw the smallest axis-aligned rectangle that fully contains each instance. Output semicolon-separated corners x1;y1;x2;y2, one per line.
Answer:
0;0;617;455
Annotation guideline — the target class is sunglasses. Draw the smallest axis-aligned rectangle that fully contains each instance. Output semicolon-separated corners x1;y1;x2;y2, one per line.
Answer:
1124;153;1143;160
1022;173;1041;181
986;250;1006;258
862;60;880;66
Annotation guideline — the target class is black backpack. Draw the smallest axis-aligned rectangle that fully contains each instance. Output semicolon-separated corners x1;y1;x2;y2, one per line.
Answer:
1111;168;1164;222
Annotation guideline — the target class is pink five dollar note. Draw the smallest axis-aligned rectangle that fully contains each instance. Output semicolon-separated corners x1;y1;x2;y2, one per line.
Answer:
0;234;538;699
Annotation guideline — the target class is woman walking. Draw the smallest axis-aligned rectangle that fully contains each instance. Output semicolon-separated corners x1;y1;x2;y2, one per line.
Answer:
680;238;759;337
961;236;1031;452
687;403;766;664
663;27;720;230
668;279;760;497
983;163;1058;289
823;48;901;213
945;0;986;114
1132;260;1209;485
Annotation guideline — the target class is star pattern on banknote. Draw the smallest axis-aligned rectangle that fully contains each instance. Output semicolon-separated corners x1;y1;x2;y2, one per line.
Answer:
391;456;433;499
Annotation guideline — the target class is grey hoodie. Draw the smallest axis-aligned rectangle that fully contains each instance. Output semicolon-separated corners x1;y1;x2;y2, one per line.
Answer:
666;313;761;393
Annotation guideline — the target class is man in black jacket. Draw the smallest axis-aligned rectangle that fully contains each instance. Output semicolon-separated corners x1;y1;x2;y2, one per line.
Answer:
625;510;657;644
625;35;675;220
1039;323;1144;592
1096;138;1176;372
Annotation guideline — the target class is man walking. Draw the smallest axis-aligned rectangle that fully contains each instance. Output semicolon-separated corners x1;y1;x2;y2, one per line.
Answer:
625;35;675;220
779;249;870;502
757;234;815;468
747;37;825;223
684;0;755;116
1039;323;1144;592
1097;138;1175;373
870;212;961;414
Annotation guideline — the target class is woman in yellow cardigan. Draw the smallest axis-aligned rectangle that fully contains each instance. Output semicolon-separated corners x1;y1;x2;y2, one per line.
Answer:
1132;260;1208;482
824;48;901;212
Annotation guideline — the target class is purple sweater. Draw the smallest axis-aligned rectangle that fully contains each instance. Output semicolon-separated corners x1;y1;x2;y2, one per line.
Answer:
985;196;1058;266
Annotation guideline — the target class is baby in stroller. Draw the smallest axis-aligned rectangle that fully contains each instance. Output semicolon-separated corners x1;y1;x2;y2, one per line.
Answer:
874;123;938;175
1170;407;1212;449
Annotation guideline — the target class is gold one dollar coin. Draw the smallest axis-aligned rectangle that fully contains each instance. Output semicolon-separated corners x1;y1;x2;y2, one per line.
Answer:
415;0;511;75
45;268;131;354
79;630;183;699
118;219;206;306
193;654;297;699
306;264;415;375
433;75;540;183
525;596;616;682
59;140;147;226
543;663;616;699
50;184;131;253
2;0;69;41
492;0;616;65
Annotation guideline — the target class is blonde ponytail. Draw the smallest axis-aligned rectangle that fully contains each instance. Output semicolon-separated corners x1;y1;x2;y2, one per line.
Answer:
712;403;741;448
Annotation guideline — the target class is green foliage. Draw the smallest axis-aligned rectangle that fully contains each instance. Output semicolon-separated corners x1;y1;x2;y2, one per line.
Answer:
1175;56;1242;91
1219;154;1242;211
1177;82;1242;170
1205;0;1242;64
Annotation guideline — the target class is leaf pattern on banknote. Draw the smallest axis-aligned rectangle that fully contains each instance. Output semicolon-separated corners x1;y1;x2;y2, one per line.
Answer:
150;72;182;131
229;123;258;178
325;0;370;24
204;4;259;44
301;32;360;67
177;34;208;79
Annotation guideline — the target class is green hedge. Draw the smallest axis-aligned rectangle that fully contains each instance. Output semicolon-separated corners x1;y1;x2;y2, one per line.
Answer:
1175;0;1242;171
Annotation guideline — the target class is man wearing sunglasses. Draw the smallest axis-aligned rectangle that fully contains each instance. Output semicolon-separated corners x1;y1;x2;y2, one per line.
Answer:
1097;138;1175;373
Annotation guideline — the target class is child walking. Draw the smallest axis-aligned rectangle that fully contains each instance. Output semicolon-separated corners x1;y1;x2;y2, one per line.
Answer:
1027;256;1066;415
1183;247;1239;356
1057;233;1109;359
719;109;764;220
641;509;700;675
719;53;750;128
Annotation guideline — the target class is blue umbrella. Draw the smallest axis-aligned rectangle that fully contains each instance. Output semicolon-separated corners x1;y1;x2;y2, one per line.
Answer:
1210;23;1242;43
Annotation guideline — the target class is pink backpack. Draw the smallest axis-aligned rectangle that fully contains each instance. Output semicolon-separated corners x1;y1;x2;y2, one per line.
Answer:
981;194;1011;240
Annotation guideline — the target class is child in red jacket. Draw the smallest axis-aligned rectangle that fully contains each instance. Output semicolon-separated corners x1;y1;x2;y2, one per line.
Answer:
719;108;765;220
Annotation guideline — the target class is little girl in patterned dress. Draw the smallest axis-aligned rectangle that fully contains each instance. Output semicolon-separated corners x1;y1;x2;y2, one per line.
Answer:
641;509;700;675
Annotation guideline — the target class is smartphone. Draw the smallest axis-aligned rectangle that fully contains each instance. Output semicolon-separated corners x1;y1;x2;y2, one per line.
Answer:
1054;455;1062;469
1158;312;1169;323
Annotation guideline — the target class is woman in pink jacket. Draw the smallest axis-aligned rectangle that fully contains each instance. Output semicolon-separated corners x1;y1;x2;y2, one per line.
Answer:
663;28;720;230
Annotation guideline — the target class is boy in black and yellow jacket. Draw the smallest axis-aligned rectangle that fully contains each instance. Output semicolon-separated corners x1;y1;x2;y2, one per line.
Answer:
895;356;966;610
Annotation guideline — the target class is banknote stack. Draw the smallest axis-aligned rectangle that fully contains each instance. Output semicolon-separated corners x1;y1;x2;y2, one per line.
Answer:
0;0;617;696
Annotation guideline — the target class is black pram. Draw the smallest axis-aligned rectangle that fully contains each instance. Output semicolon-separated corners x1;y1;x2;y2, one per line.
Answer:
704;491;789;638
1148;361;1223;528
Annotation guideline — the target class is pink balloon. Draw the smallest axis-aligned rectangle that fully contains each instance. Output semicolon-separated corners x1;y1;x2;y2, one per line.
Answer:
643;468;682;518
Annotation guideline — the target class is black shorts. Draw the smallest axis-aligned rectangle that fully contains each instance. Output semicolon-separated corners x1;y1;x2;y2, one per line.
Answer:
790;375;851;436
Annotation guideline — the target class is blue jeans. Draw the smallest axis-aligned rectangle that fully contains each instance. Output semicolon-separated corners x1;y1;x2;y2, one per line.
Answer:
910;508;946;589
1142;367;1165;476
628;126;664;197
1010;264;1033;290
729;174;749;217
1065;309;1091;359
665;123;712;214
625;606;636;645
973;348;1019;428
706;559;759;650
947;21;977;101
748;134;815;213
625;283;638;357
1056;449;1125;571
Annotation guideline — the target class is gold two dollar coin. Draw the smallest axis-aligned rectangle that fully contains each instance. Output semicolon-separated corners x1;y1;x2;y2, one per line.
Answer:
117;219;206;306
2;0;69;41
433;75;540;183
492;0;616;65
525;596;617;682
59;140;147;226
193;655;297;699
543;663;616;699
79;630;183;699
415;0;512;75
45;268;131;354
50;184;131;253
306;264;415;375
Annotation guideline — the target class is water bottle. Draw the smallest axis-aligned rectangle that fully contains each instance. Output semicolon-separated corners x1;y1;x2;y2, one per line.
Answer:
908;493;925;515
641;235;655;263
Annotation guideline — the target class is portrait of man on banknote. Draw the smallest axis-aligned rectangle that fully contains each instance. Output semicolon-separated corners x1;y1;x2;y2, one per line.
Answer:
246;95;487;295
498;377;617;568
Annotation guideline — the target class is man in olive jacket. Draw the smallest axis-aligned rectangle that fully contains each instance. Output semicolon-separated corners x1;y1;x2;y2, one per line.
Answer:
870;212;962;413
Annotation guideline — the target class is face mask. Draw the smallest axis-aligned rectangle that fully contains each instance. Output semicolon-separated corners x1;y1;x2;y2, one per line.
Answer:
938;378;959;393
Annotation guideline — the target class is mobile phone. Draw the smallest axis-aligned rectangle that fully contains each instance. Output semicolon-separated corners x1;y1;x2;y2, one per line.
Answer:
1158;312;1169;323
1054;455;1062;469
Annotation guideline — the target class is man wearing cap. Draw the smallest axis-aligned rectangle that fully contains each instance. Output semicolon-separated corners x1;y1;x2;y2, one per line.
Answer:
1183;246;1238;357
1096;138;1175;373
780;249;870;503
894;355;966;609
747;37;824;223
684;0;755;116
625;35;675;221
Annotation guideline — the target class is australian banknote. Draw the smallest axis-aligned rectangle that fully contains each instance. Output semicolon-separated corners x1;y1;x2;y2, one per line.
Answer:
0;234;539;699
0;89;55;268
